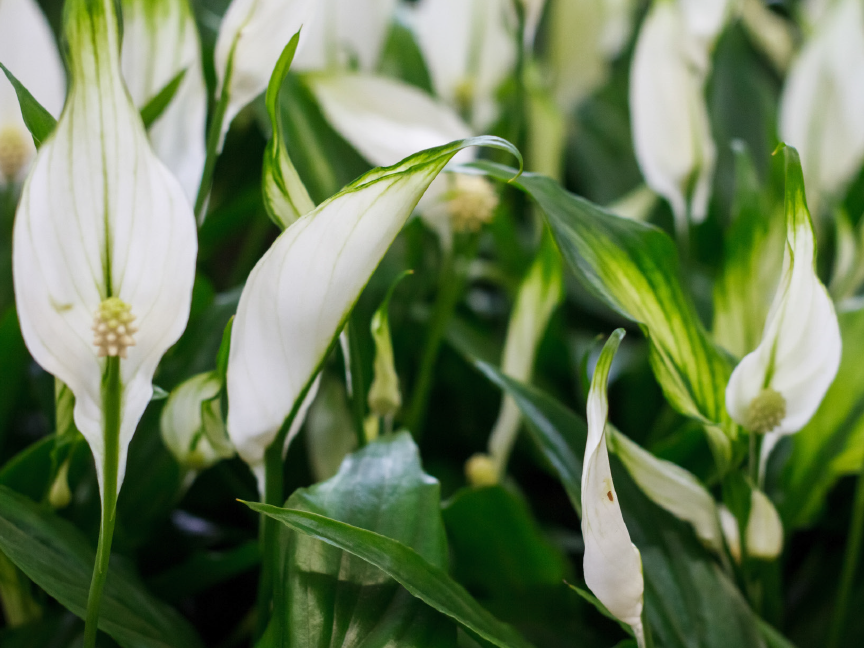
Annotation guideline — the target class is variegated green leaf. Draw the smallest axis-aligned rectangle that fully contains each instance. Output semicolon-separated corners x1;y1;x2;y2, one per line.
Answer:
474;162;737;464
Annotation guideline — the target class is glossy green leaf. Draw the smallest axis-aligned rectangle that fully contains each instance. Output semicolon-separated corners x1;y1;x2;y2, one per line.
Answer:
247;433;534;648
139;68;187;130
267;432;456;647
442;485;569;596
779;303;864;528
262;32;315;230
0;62;56;147
0;485;203;648
474;361;769;648
474;163;737;463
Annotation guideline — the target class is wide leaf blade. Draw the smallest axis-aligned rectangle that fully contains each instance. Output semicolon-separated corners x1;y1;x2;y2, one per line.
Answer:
0;485;203;648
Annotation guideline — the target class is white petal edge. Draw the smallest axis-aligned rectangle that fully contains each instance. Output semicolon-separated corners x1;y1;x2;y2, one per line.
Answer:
160;372;225;469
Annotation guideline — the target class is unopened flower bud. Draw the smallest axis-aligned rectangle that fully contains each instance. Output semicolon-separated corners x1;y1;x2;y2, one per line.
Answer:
48;459;72;509
465;453;499;486
0;125;29;181
746;489;784;560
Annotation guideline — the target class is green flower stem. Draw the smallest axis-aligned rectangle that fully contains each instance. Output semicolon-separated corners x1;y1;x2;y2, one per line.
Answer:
346;316;368;448
827;449;864;648
254;441;284;642
83;357;121;648
405;235;479;438
194;63;233;225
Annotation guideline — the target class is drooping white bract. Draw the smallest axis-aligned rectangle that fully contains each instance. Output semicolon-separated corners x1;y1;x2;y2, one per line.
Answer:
120;0;208;203
291;0;398;73
582;329;645;647
726;146;841;438
305;71;480;248
12;0;198;498
779;0;864;217
226;136;518;478
405;0;517;130
214;0;315;143
629;0;722;227
0;0;65;185
609;429;723;552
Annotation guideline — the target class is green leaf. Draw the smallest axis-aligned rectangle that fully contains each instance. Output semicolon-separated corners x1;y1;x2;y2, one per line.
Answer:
0;308;28;445
442;485;569;596
262;32;315;229
779;303;864;527
712;143;784;359
246;435;534;648
0;485;203;648
474;163;737;465
0;63;57;147
474;362;766;648
139;68;187;130
267;432;456;646
566;582;634;637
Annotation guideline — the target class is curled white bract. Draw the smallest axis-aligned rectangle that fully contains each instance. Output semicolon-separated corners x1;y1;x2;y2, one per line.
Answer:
629;0;716;226
12;0;198;497
121;0;208;202
214;0;315;141
161;372;230;471
779;0;864;216
582;330;645;647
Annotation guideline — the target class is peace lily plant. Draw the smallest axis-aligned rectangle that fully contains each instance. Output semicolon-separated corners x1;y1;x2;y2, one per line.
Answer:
11;0;196;643
2;1;864;647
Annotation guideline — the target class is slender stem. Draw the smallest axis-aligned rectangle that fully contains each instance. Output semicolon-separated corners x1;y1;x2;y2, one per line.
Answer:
405;236;477;438
83;357;121;648
827;449;864;648
193;70;232;225
254;443;284;641
749;432;759;485
345;317;368;448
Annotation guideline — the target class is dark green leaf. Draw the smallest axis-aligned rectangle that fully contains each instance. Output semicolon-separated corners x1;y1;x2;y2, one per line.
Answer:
269;432;456;647
247;434;534;648
0;485;203;648
139;68;187;130
0;307;28;445
0;63;57;147
443;485;569;596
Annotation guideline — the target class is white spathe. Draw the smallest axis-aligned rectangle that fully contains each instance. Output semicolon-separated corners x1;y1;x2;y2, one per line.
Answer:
746;489;784;560
726;150;841;437
629;0;716;226
214;0;315;142
0;0;65;185
405;0;517;130
13;0;198;497
226;137;513;476
609;429;723;552
582;329;645;647
121;0;208;203
307;73;473;169
291;0;397;72
779;0;864;216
